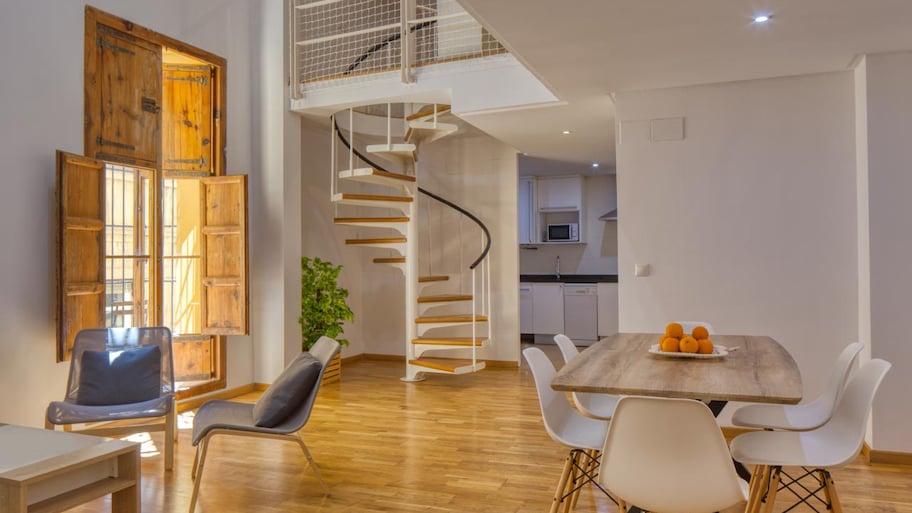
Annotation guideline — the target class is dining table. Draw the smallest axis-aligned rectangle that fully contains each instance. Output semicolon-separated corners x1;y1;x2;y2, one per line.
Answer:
551;332;802;405
550;332;803;512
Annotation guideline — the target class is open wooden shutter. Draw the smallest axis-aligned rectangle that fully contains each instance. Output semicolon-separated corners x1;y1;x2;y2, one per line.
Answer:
163;64;213;174
85;23;161;167
200;176;248;335
56;151;106;361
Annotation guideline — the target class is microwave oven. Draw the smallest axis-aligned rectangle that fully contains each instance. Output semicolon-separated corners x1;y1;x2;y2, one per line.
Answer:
546;223;579;242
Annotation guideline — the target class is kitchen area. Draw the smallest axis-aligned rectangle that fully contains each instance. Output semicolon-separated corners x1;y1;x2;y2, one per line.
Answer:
518;161;619;346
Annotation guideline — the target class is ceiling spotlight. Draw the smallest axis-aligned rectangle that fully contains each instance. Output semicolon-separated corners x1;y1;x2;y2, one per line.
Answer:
753;15;770;23
562;130;572;135
591;162;600;168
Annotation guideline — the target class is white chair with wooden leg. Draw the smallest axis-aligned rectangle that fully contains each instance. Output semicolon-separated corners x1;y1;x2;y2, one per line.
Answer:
189;336;340;513
553;334;618;420
523;347;613;513
599;395;749;513
732;341;863;431
731;359;891;513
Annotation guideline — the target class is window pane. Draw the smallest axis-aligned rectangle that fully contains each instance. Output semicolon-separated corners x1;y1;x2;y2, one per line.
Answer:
162;179;202;336
105;165;151;327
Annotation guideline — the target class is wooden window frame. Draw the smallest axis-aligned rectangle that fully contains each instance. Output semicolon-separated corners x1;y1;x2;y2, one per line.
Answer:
62;6;239;399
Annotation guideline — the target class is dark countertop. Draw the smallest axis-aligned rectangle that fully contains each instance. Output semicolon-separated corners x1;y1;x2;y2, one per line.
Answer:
520;274;618;283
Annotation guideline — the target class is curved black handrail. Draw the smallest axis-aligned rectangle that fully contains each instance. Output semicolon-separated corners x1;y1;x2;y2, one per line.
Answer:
417;186;491;270
332;117;491;269
344;20;437;75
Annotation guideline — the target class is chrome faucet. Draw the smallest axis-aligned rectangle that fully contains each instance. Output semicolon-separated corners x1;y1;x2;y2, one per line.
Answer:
555;255;561;279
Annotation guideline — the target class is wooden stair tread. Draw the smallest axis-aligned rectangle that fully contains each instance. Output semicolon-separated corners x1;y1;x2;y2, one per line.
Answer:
374;257;405;263
415;314;488;324
334;217;409;223
405;121;459;143
406;105;452;121
409;357;478;372
412;337;486;346
345;237;407;244
417;294;473;303
365;168;416;182
336;193;413;203
418;275;449;283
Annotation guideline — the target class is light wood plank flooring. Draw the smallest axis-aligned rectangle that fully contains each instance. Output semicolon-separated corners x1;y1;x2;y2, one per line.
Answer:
69;347;911;513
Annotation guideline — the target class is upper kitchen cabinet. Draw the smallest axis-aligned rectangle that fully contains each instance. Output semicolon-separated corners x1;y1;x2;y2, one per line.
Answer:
538;176;584;243
538;175;583;212
519;175;587;244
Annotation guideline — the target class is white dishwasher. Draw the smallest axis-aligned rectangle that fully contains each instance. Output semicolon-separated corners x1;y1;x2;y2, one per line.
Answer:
563;284;598;344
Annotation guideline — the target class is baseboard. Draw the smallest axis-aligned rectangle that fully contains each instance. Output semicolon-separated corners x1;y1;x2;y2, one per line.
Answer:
356;353;518;367
482;359;519;368
177;383;259;412
868;446;912;466
342;353;366;363
360;353;404;361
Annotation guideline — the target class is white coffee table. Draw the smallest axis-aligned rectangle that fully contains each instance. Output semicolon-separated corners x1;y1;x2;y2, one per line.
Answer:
0;423;140;513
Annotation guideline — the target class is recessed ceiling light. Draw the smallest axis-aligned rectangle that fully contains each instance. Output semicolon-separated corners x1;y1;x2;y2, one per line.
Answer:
562;130;572;135
753;15;770;23
591;162;600;168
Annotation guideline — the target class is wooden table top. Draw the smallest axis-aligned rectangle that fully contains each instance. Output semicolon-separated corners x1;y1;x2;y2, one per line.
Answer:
0;424;137;478
551;332;803;404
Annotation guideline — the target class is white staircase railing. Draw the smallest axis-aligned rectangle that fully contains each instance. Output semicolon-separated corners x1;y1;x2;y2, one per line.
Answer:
331;103;492;380
290;0;507;97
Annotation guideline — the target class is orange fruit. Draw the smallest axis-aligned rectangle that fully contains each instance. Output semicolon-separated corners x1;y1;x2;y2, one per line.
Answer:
665;322;684;339
660;336;680;352
692;325;709;340
697;338;714;354
679;336;699;353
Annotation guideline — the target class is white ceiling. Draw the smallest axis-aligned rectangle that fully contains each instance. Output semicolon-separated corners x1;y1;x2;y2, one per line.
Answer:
455;0;912;170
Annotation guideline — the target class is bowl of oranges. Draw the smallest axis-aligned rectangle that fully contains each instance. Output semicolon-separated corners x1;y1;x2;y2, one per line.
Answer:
649;322;728;359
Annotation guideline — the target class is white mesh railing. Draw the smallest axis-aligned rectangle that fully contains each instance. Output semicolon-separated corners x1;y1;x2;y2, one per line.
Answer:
412;0;505;67
292;0;506;95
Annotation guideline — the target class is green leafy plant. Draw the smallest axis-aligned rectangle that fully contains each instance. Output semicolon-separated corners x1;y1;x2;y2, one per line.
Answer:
298;257;354;350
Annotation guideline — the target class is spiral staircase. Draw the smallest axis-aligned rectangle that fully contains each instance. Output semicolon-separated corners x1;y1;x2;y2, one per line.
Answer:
331;104;492;381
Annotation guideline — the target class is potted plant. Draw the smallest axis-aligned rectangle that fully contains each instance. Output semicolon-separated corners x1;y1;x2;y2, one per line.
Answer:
298;256;354;384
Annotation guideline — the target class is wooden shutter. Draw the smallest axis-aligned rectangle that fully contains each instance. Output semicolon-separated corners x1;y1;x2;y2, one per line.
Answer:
200;176;248;335
56;151;106;361
163;64;213;174
85;23;161;166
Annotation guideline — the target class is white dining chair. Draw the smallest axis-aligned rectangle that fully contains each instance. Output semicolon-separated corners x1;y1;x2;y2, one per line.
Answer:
731;341;863;431
730;358;891;513
600;395;748;513
553;334;618;420
523;347;614;513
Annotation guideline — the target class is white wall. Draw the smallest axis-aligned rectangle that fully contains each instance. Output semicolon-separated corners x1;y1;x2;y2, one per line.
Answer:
298;117;366;358
0;0;279;426
417;133;521;363
520;175;619;275
615;72;858;420
858;51;912;453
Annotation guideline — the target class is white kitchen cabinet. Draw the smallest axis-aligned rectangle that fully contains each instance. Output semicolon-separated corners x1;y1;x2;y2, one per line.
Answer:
537;176;584;243
519;282;534;333
518;177;536;244
537;176;583;211
532;283;564;336
597;282;619;336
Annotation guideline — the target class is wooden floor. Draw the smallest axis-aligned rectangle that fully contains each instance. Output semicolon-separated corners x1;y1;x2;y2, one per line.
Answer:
70;346;911;513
